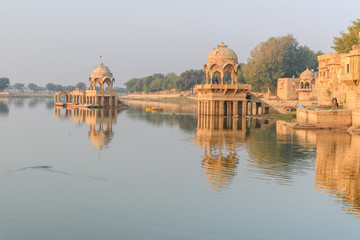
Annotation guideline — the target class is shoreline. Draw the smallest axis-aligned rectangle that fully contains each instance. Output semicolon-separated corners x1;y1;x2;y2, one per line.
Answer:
0;92;53;98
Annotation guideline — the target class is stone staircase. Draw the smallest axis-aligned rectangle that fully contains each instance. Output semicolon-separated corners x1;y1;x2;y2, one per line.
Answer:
261;98;318;114
248;93;280;114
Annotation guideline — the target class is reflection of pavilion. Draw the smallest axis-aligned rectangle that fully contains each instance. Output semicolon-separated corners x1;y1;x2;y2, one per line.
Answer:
195;115;265;191
0;98;9;115
54;108;121;150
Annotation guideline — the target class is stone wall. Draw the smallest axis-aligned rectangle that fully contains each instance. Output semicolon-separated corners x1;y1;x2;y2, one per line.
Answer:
352;110;360;126
277;78;298;99
297;109;308;123
297;109;352;128
298;91;311;101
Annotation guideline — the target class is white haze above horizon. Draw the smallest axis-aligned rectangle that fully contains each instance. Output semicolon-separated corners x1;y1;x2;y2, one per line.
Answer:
1;0;359;87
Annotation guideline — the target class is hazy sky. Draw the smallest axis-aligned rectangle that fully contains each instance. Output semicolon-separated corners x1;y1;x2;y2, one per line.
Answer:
1;0;359;87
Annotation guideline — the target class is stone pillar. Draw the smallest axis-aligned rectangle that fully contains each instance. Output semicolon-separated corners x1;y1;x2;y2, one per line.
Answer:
210;115;214;130
219;101;224;116
232;117;237;129
219;116;224;130
233;101;238;116
210;101;215;116
241;101;246;116
198;101;201;115
203;101;206;115
95;96;98;105
109;97;113;107
205;101;210;116
100;97;104;107
227;101;231;116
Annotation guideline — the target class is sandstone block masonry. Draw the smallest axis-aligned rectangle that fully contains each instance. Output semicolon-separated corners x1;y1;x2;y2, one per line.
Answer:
297;109;353;128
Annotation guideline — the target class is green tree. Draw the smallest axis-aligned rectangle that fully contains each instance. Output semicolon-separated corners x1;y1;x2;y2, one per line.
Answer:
332;19;360;53
125;78;140;93
133;79;144;92
46;83;57;92
27;83;40;92
0;78;10;92
242;34;320;92
175;69;205;91
149;77;163;92
162;73;178;90
76;82;86;90
13;83;25;92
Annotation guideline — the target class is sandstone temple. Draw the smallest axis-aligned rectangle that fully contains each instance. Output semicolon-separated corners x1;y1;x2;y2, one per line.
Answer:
194;43;273;116
277;67;318;101
54;63;119;108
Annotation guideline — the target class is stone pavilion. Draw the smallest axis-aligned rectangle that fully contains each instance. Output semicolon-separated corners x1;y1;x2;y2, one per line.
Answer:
194;43;270;116
54;62;118;107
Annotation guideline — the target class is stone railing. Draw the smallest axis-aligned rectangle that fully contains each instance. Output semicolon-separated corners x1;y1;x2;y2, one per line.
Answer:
194;84;251;91
296;88;312;92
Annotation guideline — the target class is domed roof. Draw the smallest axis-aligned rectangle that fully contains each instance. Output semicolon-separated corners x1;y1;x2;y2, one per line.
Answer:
90;62;113;80
207;42;238;64
300;67;314;80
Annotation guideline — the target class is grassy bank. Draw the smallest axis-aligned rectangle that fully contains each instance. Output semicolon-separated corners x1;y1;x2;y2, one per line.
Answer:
264;113;296;121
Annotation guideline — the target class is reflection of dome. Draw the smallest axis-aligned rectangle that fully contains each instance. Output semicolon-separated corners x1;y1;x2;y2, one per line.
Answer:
88;125;114;151
202;152;238;191
207;42;238;62
300;67;314;80
90;62;114;80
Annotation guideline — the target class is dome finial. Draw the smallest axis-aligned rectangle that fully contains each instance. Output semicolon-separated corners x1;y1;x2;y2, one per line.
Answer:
218;42;227;48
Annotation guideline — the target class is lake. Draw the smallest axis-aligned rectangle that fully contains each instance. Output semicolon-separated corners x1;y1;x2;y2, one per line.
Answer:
0;97;359;240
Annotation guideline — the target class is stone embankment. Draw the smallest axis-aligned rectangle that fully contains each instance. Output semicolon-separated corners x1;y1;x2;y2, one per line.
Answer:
121;90;197;100
278;108;360;135
260;98;317;113
0;92;53;97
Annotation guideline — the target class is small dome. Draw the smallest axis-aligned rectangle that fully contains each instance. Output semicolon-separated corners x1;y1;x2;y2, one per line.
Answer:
300;67;314;80
90;62;113;80
207;42;238;63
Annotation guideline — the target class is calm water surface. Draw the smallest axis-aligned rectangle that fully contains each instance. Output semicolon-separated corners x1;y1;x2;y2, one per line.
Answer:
0;97;359;240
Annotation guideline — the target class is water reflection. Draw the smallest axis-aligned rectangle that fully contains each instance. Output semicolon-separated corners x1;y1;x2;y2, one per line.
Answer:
0;98;9;115
314;131;360;218
12;98;25;108
276;123;360;218
126;100;198;133
126;99;198;114
194;115;273;191
245;122;316;184
54;108;122;150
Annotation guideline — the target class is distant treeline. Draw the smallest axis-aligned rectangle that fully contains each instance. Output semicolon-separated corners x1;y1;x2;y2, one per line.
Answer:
0;80;127;93
124;69;205;93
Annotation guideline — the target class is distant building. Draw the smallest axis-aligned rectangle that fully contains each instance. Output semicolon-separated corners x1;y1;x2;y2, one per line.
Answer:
277;68;318;101
54;62;118;107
